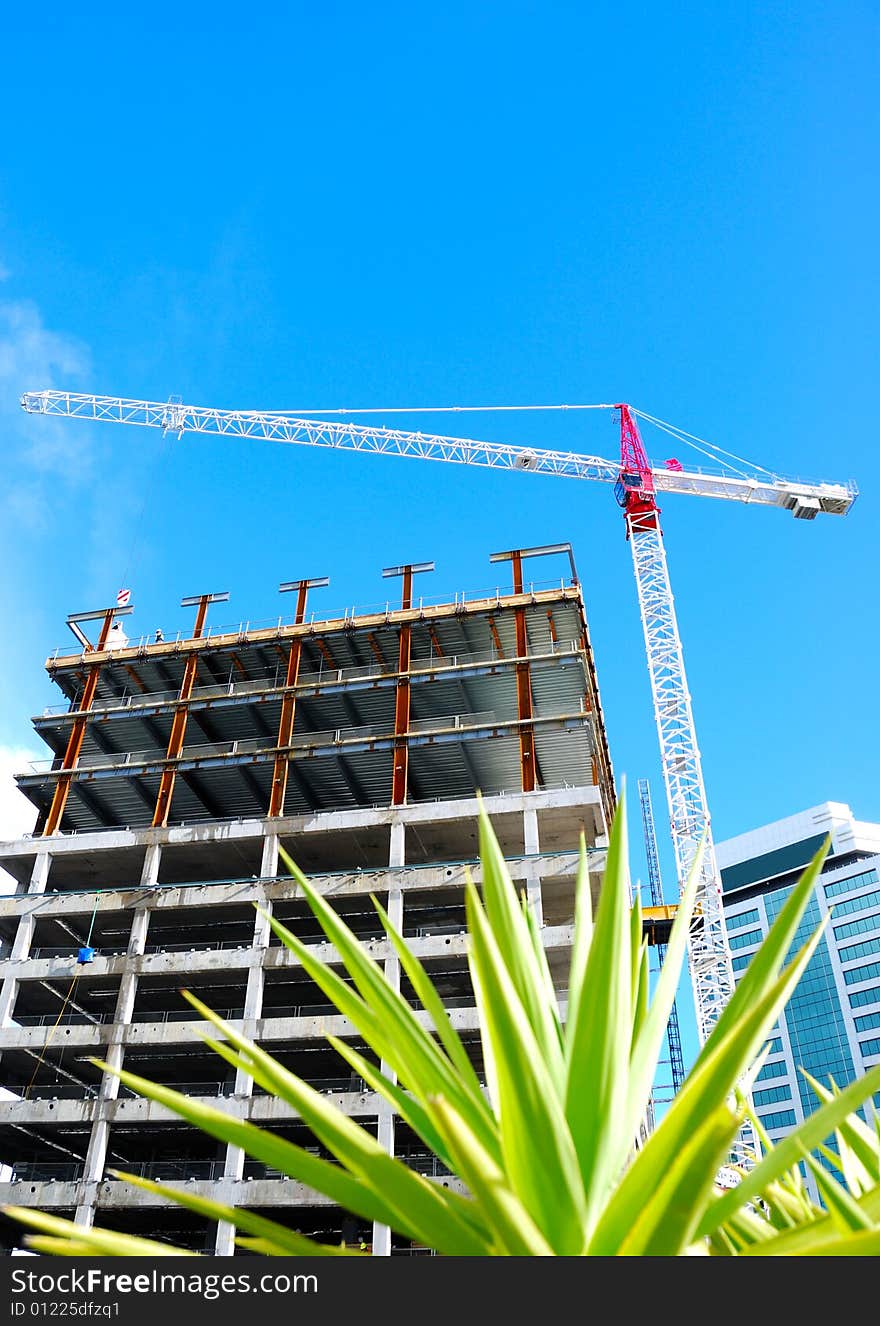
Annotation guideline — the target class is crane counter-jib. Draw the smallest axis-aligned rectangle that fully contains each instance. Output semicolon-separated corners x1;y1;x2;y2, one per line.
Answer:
19;390;856;516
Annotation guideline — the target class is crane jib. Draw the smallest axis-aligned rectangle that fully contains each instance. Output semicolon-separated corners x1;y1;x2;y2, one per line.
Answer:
19;390;856;516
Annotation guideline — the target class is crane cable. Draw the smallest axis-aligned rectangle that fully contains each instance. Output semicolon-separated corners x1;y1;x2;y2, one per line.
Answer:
259;402;617;416
22;894;101;1100
630;407;782;481
254;400;778;483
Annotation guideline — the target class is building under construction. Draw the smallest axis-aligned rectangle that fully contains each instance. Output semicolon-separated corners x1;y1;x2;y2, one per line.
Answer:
0;545;621;1254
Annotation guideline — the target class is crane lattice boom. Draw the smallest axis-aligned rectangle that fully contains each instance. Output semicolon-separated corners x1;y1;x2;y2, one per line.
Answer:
20;391;856;516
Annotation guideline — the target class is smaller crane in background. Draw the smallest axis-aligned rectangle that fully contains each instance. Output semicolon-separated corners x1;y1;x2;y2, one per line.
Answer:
638;777;686;1095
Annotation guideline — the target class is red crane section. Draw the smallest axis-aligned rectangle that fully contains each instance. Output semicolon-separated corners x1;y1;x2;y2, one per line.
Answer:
615;403;659;530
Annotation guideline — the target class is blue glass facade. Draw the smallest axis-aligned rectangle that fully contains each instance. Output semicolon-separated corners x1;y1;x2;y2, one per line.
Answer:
729;927;763;951
761;885;858;1124
723;865;880;1206
719;808;880;1203
825;869;879;899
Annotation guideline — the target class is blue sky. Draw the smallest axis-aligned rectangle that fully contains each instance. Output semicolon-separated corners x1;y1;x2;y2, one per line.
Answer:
0;3;877;1046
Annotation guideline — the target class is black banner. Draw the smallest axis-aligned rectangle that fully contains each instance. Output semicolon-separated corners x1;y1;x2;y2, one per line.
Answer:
0;1259;579;1322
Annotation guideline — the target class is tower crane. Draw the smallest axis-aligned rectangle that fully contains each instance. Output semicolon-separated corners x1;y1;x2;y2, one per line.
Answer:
19;389;856;1050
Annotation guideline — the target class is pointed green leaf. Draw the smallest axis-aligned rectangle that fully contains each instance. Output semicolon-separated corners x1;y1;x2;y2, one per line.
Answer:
563;794;632;1234
430;1095;556;1256
371;893;490;1108
592;920;828;1254
632;941;649;1055
804;1071;880;1184
177;997;492;1254
565;835;593;1056
698;1061;880;1238
466;881;586;1253
629;888;643;1015
476;803;565;1086
617;1104;742;1255
3;1207;197;1256
626;842;701;1143
714;1203;777;1252
271;858;499;1156
802;1153;873;1233
24;1236;117;1257
693;839;829;1070
327;1034;456;1169
741;1225;880;1256
108;1170;364;1255
522;892;564;1043
90;1056;407;1235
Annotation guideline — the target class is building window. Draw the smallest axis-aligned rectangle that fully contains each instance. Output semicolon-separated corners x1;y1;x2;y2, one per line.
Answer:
753;1085;793;1108
758;1109;797;1131
859;1036;880;1058
824;870;880;901
853;1010;880;1034
727;907;761;932
833;912;880;943
729;927;763;952
732;953;750;974
827;889;880;920
849;985;880;1010
838;935;880;965
844;960;880;988
755;1059;789;1082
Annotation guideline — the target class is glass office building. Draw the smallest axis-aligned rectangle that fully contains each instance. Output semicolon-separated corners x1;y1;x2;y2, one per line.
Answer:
716;802;880;1200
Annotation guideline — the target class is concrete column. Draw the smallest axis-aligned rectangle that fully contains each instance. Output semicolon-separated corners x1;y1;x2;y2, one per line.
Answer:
233;900;270;1093
523;807;544;927
0;854;51;1026
141;842;162;889
75;904;150;1227
216;875;271;1256
373;821;405;1257
260;833;279;879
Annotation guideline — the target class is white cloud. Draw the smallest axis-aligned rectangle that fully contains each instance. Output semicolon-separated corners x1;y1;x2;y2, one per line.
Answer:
0;747;38;895
0;299;91;522
0;747;38;841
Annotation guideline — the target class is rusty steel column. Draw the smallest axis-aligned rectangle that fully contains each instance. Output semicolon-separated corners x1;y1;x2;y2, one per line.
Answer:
43;607;117;837
152;592;227;829
510;551;537;793
383;561;434;807
392;567;413;806
269;576;328;818
489;547;576;797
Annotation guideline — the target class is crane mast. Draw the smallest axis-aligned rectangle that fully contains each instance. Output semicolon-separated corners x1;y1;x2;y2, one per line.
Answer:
19;389;857;1056
614;404;735;1042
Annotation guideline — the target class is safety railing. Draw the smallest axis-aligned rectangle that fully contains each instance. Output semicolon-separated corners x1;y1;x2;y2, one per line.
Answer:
50;575;577;659
27;710;513;773
0;1083;100;1101
115;1159;228;1182
12;1010;110;1027
41;636;583;717
3;846;592;894
128;1007;242;1024
10;1162;84;1183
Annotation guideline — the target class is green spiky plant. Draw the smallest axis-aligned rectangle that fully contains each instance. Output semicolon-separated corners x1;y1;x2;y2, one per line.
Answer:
7;798;880;1256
